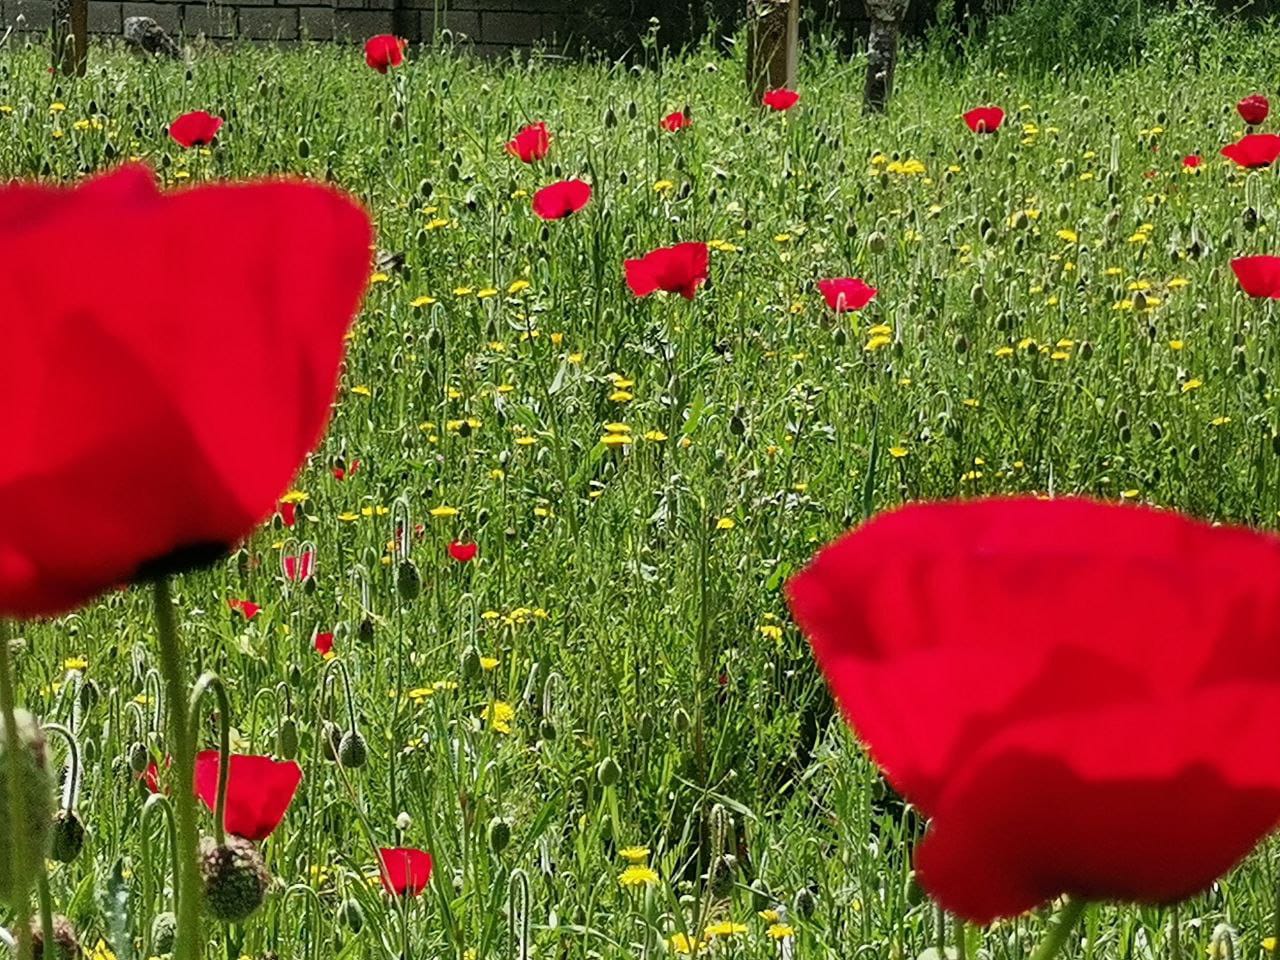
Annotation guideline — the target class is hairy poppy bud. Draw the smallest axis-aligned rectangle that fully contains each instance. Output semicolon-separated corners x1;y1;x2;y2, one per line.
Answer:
867;231;887;254
638;713;655;740
0;709;54;906
672;707;691;733
29;913;80;960
708;854;736;899
321;721;342;762
338;898;364;933
794;886;817;919
338;731;368;769
129;741;150;775
539;718;557;741
150;911;177;954
596;757;621;787
50;809;86;863
277;717;298;760
487;816;511;854
200;835;270;923
358;617;375;643
460;646;482;681
396;560;422;602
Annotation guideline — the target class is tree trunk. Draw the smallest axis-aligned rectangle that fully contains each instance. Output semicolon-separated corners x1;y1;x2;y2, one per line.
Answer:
52;0;87;76
862;0;908;114
746;0;798;102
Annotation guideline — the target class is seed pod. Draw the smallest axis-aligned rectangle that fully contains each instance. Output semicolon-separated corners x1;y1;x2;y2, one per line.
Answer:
338;731;368;769
596;757;621;787
50;809;86;863
396;560;422;602
338;898;365;934
0;709;54;907
199;835;270;923
487;816;512;854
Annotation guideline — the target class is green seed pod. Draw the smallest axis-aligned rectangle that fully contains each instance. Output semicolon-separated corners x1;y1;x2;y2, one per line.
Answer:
338;731;368;769
276;717;299;761
150;911;178;954
487;816;512;854
596;757;621;787
338;898;365;934
396;560;422;602
460;645;483;681
0;709;54;907
50;809;86;864
672;707;691;734
199;835;270;924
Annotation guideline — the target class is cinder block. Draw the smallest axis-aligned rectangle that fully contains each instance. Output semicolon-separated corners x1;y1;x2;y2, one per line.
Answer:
328;6;391;37
480;9;542;44
182;2;235;36
297;5;332;37
238;5;296;36
420;7;476;37
121;0;177;28
87;0;120;31
8;0;53;29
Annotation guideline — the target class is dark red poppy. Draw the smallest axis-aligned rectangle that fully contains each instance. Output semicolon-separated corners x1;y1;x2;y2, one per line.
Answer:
661;111;692;132
227;598;262;620
1221;133;1280;168
506;122;551;163
787;496;1280;923
817;278;877;313
448;540;477;563
0;164;371;619
194;751;302;842
283;550;315;582
140;760;163;794
333;458;360;481
364;34;406;73
1238;94;1270;126
277;501;297;528
169;111;223;148
1182;154;1202;169
531;180;592;221
624;242;709;300
378;847;433;896
1232;256;1280;299
963;106;1004;134
314;631;334;656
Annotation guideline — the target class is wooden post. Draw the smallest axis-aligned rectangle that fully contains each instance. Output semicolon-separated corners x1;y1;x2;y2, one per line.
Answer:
747;0;798;102
52;0;87;77
862;0;908;114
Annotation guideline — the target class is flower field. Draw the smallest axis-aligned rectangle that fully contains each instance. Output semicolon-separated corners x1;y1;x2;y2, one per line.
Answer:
4;11;1280;959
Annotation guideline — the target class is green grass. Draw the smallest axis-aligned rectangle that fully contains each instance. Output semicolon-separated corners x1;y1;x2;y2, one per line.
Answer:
3;16;1280;959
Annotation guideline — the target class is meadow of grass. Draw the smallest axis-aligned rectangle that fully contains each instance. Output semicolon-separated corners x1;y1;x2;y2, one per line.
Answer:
3;9;1280;958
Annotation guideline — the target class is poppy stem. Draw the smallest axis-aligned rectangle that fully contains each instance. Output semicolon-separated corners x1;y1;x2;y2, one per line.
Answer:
151;577;204;960
36;870;54;959
189;674;232;846
1029;899;1087;960
0;620;35;960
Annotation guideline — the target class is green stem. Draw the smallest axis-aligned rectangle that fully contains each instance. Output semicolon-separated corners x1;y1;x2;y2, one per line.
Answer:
1029;899;1087;960
152;578;203;960
0;621;34;960
36;871;54;957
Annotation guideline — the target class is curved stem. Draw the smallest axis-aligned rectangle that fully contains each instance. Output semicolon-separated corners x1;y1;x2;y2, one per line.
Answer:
189;673;232;847
0;620;34;960
151;577;203;960
1029;899;1087;960
322;657;360;733
141;793;179;958
43;723;81;812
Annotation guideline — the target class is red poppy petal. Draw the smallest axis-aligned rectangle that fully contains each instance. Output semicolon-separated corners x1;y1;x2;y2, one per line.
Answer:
195;752;302;841
1232;256;1280;299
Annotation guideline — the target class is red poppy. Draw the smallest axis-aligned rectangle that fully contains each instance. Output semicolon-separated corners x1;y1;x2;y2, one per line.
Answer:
761;89;799;112
378;847;433;896
1238;93;1270;126
0;164;371;619
364;34;406;73
506;122;551;163
531;179;592;221
314;631;334;656
787;496;1280;923
194;751;302;842
277;501;297;528
283;550;314;582
140;760;163;794
448;540;477;563
227;598;262;620
962;106;1004;134
1221;133;1280;169
1182;154;1202;169
169;111;223;148
333;458;360;481
624;242;710;300
817;278;877;313
1232;256;1280;299
661;111;692;132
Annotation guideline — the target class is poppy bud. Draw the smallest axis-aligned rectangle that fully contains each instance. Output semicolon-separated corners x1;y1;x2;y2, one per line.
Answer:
1132;291;1148;312
1234;348;1248;376
638;713;655;740
288;665;303;688
1258;368;1269;393
982;227;997;245
50;809;85;863
338;731;368;769
539;718;557;741
904;871;925;906
969;283;987;307
29;913;80;960
794;886;817;919
150;912;177;954
460;645;482;681
396;560;422;602
1243;207;1260;231
129;741;150;775
596;757;621;787
358;617;375;643
487;816;511;853
338;898;365;933
867;232;886;254
1271;431;1280;457
0;709;54;906
1011;211;1029;230
297;138;310;158
321;721;342;762
953;335;969;355
1150;421;1164;441
276;717;298;761
199;835;270;923
673;707;691;733
1079;341;1094;360
79;680;100;713
708;854;736;899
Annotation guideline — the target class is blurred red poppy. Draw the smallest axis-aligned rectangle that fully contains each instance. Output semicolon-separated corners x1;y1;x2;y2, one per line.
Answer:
332;458;360;481
283;550;315;582
1182;154;1202;169
963;106;1004;133
379;847;433;896
277;501;298;528
818;278;877;313
194;751;302;842
1238;93;1270;126
1221;133;1280;168
662;111;692;132
140;760;164;794
787;496;1280;923
624;242;709;300
169;111;223;148
506;122;551;163
531;179;592;220
227;598;262;620
448;540;478;563
364;34;406;73
0;164;371;619
1232;256;1280;299
761;89;799;111
314;631;334;656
